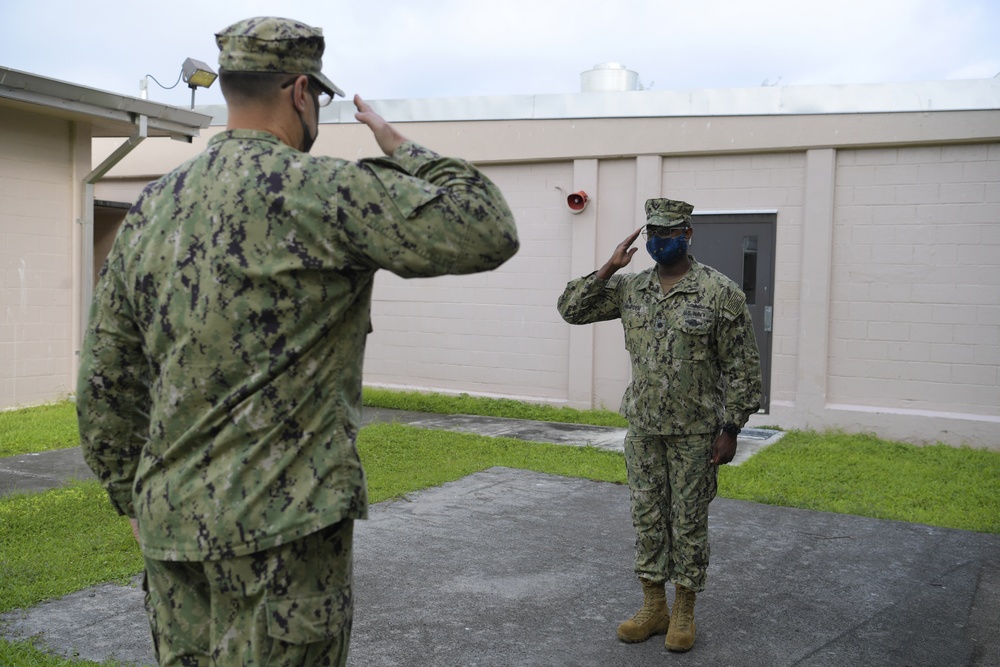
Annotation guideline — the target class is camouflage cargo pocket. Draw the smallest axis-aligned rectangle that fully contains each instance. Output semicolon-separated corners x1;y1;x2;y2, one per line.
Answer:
265;587;353;644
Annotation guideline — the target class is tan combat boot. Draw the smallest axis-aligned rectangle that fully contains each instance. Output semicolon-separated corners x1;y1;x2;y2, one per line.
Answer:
617;578;670;643
665;584;697;651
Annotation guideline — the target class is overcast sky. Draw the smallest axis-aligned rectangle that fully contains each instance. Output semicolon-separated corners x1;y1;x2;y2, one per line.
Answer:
4;0;999;110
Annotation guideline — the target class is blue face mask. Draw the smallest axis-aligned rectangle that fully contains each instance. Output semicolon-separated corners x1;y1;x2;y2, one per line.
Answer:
646;234;688;266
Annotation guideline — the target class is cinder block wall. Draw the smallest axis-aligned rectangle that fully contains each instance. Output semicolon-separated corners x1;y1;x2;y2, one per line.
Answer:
366;141;1000;446
364;162;576;401
829;144;1000;416
0;108;78;408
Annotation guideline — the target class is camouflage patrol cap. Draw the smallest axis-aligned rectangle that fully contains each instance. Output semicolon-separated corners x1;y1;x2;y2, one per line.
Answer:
216;17;345;98
644;198;694;228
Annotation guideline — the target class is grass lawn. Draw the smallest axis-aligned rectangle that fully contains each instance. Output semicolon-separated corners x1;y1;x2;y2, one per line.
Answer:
361;387;628;426
0;401;79;457
1;392;999;665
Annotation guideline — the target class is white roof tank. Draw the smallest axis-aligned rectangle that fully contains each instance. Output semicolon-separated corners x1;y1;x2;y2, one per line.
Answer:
580;63;640;92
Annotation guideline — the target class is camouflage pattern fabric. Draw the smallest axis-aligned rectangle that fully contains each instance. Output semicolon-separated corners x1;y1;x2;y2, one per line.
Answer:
644;198;693;229
144;519;353;667
556;259;761;434
215;16;344;97
77;131;519;562
624;431;717;592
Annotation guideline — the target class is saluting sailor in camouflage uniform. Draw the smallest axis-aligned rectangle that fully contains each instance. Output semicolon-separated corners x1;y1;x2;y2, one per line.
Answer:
558;198;760;653
77;16;518;667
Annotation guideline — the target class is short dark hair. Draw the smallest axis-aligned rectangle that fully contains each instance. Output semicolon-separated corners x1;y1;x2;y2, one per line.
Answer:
218;70;292;105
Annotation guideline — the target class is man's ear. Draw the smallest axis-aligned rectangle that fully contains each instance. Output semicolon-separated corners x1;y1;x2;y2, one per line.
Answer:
291;75;310;113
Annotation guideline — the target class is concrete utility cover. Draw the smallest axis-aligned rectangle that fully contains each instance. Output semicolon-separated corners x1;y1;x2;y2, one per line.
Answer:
407;414;629;451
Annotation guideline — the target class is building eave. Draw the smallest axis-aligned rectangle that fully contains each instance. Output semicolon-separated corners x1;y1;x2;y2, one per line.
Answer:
0;66;210;140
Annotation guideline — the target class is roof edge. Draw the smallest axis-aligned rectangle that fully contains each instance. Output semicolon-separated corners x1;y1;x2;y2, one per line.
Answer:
0;66;211;138
213;77;1000;126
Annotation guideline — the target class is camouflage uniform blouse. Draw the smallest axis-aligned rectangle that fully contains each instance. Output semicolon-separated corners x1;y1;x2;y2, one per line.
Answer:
557;259;761;435
77;130;519;561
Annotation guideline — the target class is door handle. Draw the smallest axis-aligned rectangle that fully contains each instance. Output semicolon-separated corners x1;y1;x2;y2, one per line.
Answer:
764;306;773;333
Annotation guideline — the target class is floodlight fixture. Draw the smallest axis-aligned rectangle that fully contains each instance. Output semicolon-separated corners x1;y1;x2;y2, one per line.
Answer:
182;58;217;89
181;57;217;108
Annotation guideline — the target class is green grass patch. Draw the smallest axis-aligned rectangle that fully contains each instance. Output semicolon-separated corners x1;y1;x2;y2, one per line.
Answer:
719;430;1000;533
362;387;627;427
0;639;129;667
0;482;142;615
0;401;79;457
360;423;625;503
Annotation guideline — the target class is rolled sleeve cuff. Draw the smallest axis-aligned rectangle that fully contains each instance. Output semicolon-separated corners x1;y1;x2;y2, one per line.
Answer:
724;409;755;431
390;141;441;172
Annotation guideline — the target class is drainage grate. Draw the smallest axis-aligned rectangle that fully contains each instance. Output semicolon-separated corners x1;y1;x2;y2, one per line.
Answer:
741;428;782;441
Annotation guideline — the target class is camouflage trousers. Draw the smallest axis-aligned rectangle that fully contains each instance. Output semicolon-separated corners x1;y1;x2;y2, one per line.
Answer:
142;519;354;667
623;430;718;592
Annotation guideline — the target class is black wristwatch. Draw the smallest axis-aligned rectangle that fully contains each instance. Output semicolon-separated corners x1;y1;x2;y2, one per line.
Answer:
721;423;741;438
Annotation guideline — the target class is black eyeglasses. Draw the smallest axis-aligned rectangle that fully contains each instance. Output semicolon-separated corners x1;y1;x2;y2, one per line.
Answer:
642;226;689;240
281;75;333;107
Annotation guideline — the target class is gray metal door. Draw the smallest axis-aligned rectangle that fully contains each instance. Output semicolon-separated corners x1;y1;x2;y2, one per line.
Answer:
690;212;775;412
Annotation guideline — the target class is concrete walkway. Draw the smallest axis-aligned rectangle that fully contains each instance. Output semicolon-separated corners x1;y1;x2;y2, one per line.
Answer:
2;410;998;666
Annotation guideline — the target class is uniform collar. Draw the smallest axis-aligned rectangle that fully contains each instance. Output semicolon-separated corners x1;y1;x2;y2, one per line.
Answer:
208;129;284;147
